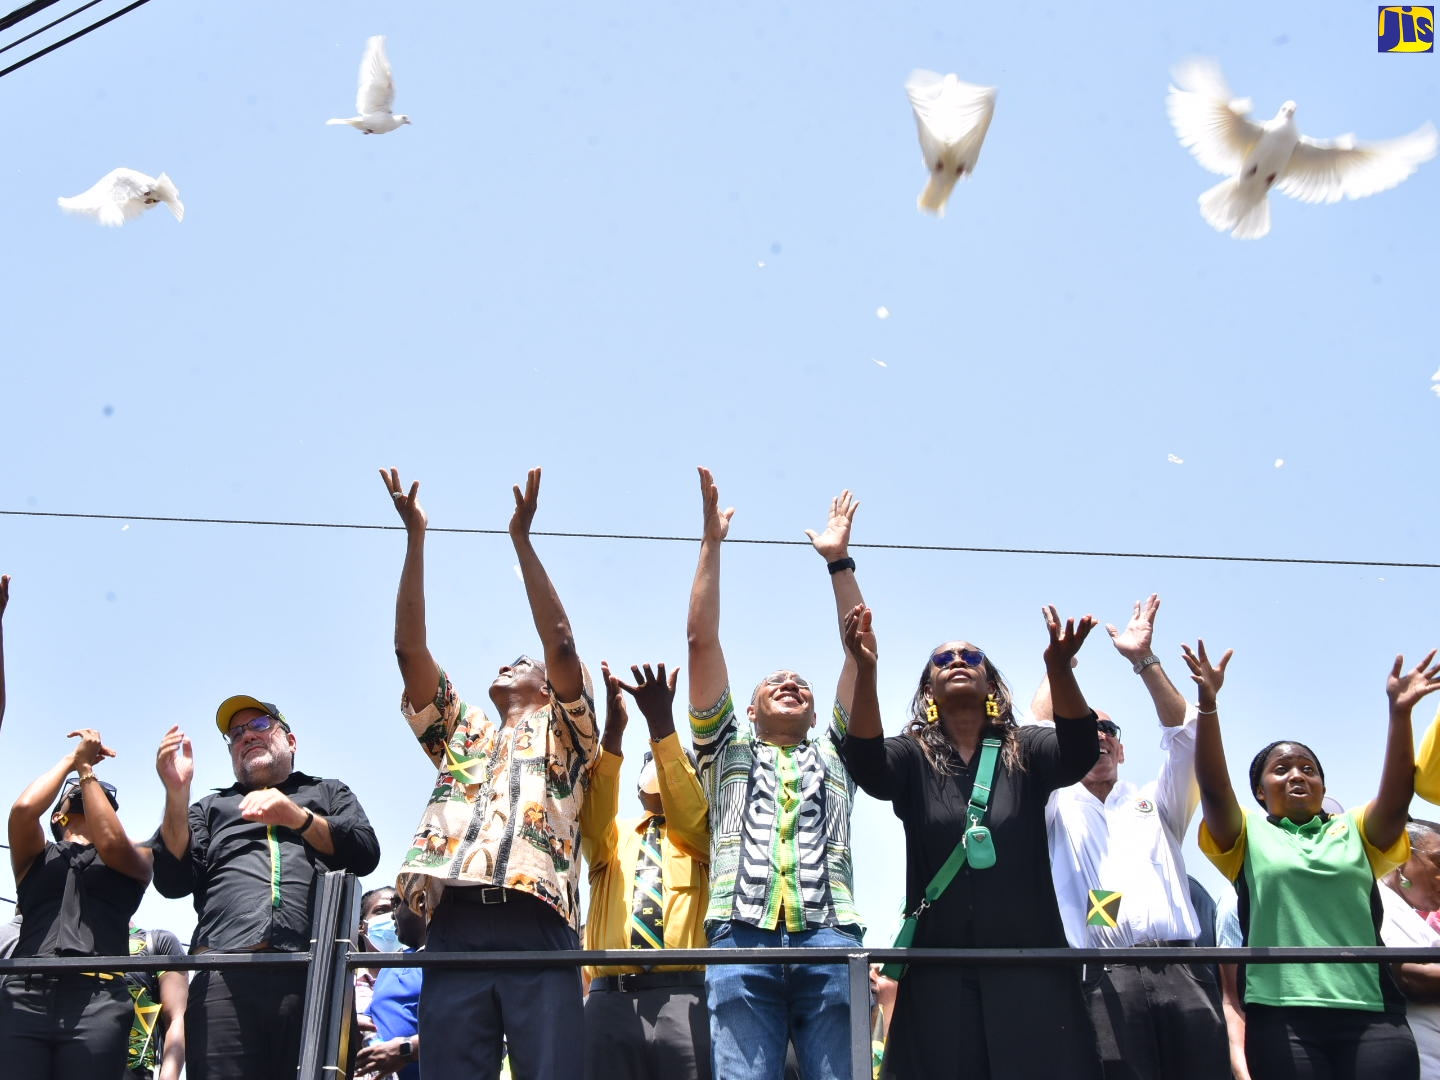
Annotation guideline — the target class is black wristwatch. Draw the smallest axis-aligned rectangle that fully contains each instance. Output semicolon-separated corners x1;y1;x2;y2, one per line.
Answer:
397;1039;414;1058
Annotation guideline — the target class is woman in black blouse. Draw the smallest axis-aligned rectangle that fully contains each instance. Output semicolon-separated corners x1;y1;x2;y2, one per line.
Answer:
1;728;152;1077
839;605;1102;1080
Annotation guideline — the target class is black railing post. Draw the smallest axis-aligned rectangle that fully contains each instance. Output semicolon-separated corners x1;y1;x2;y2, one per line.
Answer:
296;871;359;1080
848;950;871;1080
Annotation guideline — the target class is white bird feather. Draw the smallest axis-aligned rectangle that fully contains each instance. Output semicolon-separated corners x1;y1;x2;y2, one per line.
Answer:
905;69;996;216
1167;58;1436;239
56;168;184;227
326;35;411;134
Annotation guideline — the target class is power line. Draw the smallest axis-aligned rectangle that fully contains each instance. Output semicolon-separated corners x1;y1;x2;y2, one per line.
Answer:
0;0;153;80
2;508;1435;570
0;0;65;33
0;0;104;56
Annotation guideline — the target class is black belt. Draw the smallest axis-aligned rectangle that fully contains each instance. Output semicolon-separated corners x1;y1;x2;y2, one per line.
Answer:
1082;942;1196;982
590;971;706;992
451;885;519;906
19;970;119;986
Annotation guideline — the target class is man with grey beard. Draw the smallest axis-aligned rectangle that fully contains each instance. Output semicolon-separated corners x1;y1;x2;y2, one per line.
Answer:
150;696;380;1080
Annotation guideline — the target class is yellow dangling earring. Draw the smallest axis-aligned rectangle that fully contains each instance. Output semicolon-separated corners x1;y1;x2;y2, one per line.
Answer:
925;700;939;724
985;693;1001;719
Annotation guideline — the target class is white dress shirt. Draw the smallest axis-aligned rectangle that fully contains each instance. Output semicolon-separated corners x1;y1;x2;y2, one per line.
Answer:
1047;713;1202;948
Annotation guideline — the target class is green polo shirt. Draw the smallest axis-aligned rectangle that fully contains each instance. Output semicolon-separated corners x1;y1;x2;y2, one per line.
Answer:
1200;806;1408;1011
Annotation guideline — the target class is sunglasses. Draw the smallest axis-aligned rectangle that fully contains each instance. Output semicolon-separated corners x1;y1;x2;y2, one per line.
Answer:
1097;719;1122;739
508;655;541;671
931;647;985;670
226;714;286;745
58;777;119;812
761;672;811;690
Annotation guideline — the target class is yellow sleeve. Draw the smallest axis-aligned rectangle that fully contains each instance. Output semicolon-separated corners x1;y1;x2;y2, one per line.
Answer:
1416;705;1440;805
579;749;622;872
1353;804;1410;878
653;732;710;864
1198;814;1249;881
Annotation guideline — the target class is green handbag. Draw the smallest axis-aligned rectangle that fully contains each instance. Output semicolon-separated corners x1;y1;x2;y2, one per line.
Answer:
879;738;1000;980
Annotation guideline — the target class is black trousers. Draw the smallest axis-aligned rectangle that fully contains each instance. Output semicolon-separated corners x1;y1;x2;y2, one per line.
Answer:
184;966;308;1080
1083;960;1229;1080
419;886;585;1080
1245;1004;1418;1080
583;980;712;1080
0;972;132;1079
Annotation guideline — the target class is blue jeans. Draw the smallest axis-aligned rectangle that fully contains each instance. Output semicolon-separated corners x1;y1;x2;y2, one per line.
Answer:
705;921;861;1080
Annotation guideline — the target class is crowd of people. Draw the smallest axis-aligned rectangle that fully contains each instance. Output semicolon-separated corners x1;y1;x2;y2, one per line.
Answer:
3;473;1440;1080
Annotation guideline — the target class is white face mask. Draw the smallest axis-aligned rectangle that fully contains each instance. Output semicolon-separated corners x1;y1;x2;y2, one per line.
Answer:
364;913;400;953
637;758;659;796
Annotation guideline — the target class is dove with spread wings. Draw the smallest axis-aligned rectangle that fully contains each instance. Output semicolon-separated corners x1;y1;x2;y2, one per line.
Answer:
905;69;996;216
1167;58;1436;239
327;35;411;134
57;168;184;227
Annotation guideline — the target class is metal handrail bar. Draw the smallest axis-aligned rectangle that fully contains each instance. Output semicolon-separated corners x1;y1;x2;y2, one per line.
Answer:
346;944;1440;969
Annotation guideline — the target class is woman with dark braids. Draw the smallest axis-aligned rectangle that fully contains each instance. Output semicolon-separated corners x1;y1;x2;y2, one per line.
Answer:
1185;639;1440;1080
839;603;1102;1079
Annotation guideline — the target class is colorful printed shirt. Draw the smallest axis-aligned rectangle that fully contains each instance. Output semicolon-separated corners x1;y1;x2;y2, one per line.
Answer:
396;667;598;930
125;925;184;1076
1201;806;1408;1011
690;690;861;933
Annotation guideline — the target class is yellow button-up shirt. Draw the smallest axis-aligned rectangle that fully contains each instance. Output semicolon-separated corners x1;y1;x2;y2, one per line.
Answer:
1416;704;1440;805
580;732;710;977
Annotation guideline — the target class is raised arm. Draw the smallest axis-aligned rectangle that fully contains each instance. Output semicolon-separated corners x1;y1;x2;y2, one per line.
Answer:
509;468;584;703
579;662;626;869
1041;606;1096;719
1181;640;1242;851
154;725;194;861
805;490;865;715
840;605;880;739
66;729;152;884
381;469;442;711
1107;594;1187;728
687;467;734;713
9;741;89;883
619;662;710;862
1369;651;1440;850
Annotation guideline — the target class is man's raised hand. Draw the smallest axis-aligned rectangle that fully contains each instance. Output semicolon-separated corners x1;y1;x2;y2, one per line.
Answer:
805;490;859;563
510;468;542;540
379;468;427;533
697;467;734;545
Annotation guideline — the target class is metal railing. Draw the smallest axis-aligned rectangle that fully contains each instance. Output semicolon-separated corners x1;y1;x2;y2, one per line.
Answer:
3;871;1438;1080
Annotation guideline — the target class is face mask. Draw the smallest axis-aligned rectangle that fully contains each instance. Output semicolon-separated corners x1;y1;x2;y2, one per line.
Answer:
364;914;400;953
637;758;659;797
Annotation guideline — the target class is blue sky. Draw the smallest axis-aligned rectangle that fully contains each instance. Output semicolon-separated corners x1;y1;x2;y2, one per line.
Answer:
2;1;1437;944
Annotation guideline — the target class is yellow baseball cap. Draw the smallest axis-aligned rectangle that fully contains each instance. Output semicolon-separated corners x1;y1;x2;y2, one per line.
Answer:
215;694;287;736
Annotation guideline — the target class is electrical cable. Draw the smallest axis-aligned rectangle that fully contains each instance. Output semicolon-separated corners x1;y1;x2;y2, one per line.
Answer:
0;0;104;56
0;0;65;33
1;508;1435;570
0;0;152;80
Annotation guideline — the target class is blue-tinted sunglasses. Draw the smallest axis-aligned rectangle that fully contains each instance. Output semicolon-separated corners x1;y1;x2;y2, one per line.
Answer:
225;714;287;745
931;647;985;670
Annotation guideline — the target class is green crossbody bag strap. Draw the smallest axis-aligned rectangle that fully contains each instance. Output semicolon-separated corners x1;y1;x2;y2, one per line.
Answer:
908;737;1002;916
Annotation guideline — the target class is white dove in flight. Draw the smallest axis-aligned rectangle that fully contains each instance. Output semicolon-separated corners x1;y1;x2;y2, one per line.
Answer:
905;69;997;216
326;35;411;134
1167;58;1437;239
57;168;184;227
